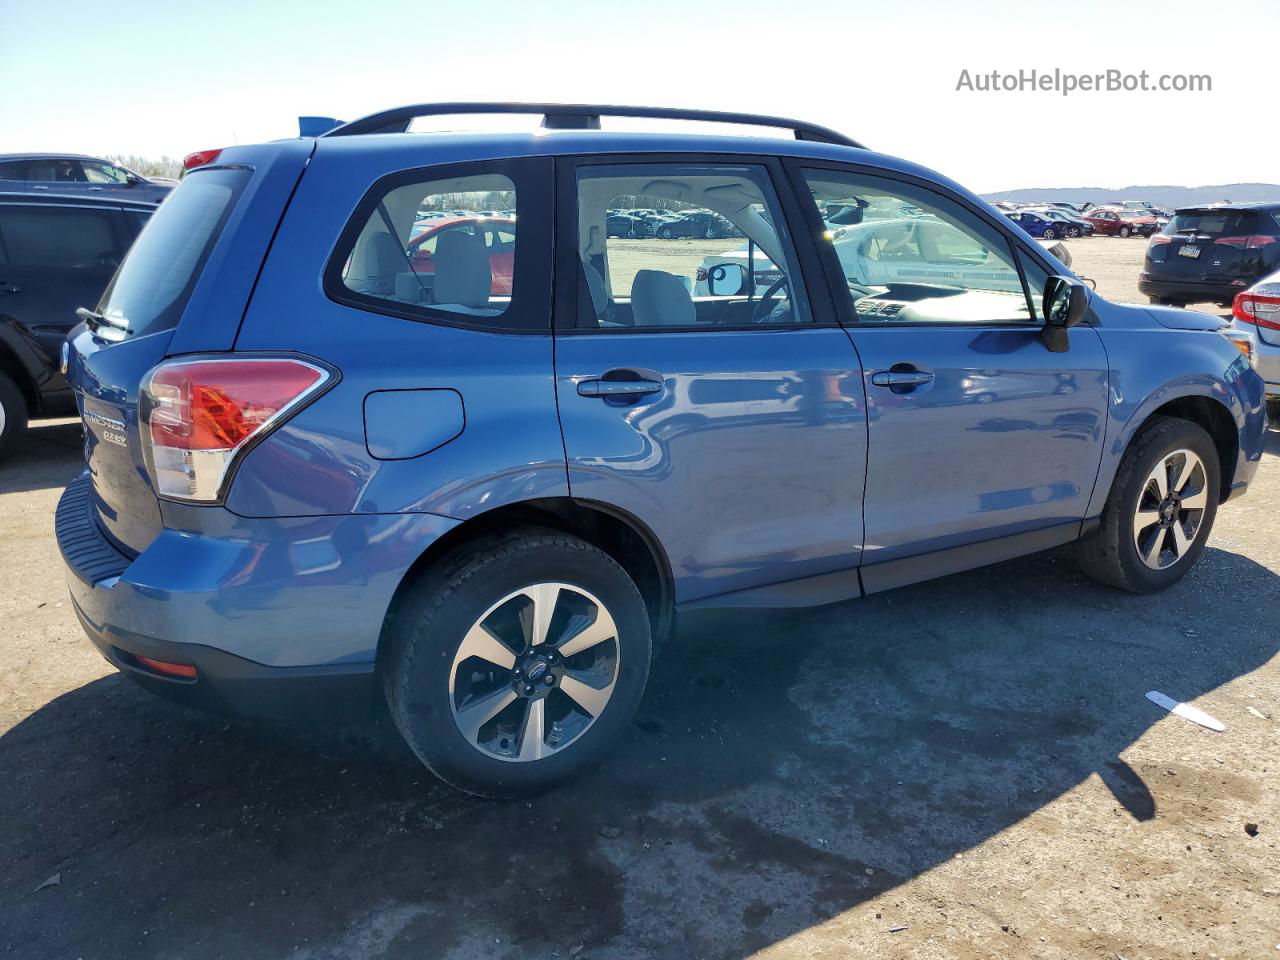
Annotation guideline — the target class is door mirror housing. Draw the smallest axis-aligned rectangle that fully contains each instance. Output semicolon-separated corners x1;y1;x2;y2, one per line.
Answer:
1041;275;1089;352
706;262;746;297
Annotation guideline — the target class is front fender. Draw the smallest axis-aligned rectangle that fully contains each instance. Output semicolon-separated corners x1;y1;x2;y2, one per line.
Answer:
1086;326;1266;518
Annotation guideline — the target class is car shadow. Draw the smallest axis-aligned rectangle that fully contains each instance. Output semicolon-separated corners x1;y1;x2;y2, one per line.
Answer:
1;546;1277;959
0;418;84;495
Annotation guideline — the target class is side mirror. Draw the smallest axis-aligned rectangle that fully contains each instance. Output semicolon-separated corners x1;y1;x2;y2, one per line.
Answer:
706;262;746;297
1041;275;1089;352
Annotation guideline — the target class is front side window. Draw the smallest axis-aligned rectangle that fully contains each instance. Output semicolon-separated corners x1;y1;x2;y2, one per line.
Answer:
82;161;131;184
803;169;1039;324
339;174;517;320
0;206;119;270
573;163;810;329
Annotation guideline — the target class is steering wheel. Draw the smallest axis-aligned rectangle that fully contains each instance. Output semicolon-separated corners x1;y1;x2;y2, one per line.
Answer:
751;274;791;323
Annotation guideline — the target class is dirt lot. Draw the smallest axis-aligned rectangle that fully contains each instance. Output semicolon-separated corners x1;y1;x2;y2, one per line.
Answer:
1;242;1277;960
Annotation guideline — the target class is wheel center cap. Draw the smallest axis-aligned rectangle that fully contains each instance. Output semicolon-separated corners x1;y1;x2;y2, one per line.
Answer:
1159;500;1177;524
525;660;549;682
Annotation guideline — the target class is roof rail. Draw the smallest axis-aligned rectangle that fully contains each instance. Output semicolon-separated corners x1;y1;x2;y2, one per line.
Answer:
321;102;864;149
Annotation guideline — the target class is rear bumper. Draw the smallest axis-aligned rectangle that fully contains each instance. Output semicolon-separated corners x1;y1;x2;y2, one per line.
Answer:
72;594;378;718
55;473;460;717
1138;275;1245;304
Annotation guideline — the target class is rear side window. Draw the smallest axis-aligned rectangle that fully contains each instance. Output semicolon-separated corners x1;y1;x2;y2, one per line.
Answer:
0;205;122;270
327;159;552;332
96;167;250;340
0;161;27;180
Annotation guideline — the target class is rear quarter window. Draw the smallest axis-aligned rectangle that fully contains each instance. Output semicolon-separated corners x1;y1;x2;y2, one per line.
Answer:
96;167;250;340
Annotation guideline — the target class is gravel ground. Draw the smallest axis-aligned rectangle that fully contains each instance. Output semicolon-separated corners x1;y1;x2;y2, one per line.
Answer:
0;244;1276;960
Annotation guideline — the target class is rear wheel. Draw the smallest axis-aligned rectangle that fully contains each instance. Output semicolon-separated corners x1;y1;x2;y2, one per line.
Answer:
1067;227;1081;238
1076;416;1219;592
658;226;673;239
383;529;652;797
0;371;29;463
1267;398;1280;426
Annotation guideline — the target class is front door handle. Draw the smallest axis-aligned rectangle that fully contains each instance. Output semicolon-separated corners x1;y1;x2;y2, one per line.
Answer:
0;282;20;295
871;370;933;388
577;376;663;398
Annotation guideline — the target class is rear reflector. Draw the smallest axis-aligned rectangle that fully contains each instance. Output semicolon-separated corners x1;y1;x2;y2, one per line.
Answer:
134;656;198;680
141;357;331;502
183;148;223;171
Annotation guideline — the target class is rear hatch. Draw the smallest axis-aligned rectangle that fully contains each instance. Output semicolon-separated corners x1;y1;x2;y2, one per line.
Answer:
66;142;312;555
1146;208;1275;284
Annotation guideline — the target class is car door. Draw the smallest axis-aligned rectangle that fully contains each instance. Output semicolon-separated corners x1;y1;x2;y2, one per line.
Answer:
0;200;130;366
553;156;867;604
793;163;1109;592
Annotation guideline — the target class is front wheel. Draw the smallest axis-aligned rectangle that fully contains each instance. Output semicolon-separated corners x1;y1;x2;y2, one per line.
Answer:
1042;228;1056;240
1076;416;1219;592
658;226;673;239
1119;226;1131;238
383;529;652;797
1267;397;1280;427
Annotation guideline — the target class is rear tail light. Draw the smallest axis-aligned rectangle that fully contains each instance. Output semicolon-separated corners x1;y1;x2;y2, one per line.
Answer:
1233;292;1280;331
1213;235;1278;249
182;148;223;172
1147;234;1172;245
140;357;332;502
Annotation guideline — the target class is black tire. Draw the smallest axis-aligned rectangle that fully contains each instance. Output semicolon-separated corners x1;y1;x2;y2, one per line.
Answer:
658;226;672;240
0;371;30;463
382;528;652;797
1266;398;1280;427
1075;416;1220;593
1119;226;1131;238
1067;227;1080;238
1042;228;1056;240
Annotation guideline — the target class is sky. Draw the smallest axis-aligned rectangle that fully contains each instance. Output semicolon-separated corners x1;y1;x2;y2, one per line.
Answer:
2;0;1276;194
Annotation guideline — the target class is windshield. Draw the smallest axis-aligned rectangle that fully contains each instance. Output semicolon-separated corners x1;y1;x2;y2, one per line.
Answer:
96;167;250;339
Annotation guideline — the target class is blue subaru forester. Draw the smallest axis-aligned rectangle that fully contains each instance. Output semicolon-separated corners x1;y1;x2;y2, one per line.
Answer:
57;104;1267;796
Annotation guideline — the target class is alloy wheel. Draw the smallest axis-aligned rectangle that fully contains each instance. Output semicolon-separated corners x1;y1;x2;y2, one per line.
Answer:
1132;448;1209;570
449;582;621;762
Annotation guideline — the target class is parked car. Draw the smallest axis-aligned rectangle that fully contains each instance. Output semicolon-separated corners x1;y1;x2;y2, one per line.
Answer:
1229;268;1280;422
1083;208;1159;238
1139;204;1280;307
406;216;517;296
56;102;1266;798
655;210;739;239
1029;208;1094;237
1006;210;1067;239
692;243;784;295
605;213;654;238
0;154;173;205
0;192;152;459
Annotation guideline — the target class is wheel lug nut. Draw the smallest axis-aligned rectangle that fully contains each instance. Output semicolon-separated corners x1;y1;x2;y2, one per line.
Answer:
525;684;534;694
544;675;555;686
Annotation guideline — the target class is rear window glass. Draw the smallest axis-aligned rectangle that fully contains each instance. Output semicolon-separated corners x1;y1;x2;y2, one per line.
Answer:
96;167;249;339
1164;210;1259;236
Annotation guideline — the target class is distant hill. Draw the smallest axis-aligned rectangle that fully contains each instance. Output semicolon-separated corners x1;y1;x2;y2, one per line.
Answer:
982;183;1280;208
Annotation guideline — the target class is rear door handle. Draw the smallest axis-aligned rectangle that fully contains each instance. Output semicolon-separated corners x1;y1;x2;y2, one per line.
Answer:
0;282;19;295
871;370;933;388
577;376;663;398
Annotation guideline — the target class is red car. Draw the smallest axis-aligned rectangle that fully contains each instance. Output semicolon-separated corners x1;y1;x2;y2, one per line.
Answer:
407;216;516;294
1082;207;1159;238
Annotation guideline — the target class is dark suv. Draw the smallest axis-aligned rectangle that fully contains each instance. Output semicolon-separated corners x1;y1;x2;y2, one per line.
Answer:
1140;203;1280;307
0;154;174;206
55;103;1266;797
0;193;152;459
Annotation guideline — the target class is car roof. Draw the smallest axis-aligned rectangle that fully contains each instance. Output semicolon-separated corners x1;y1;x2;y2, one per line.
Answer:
0;152;103;162
1173;202;1280;213
0;190;157;212
271;130;983;206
